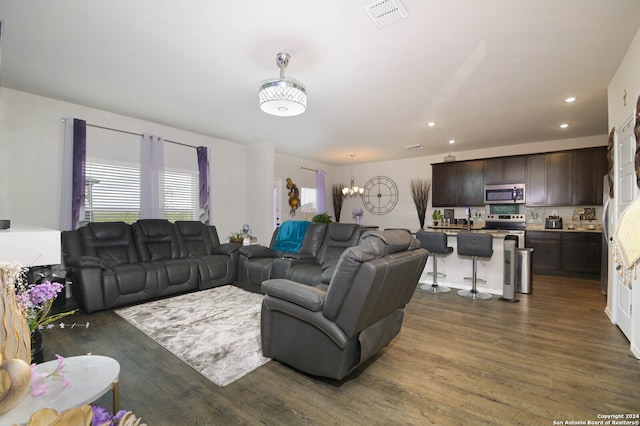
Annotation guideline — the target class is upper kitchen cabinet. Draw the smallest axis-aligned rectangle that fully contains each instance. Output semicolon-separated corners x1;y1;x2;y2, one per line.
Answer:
526;147;606;206
432;162;457;207
484;156;526;185
527;151;572;206
572;147;607;205
432;160;484;207
525;154;548;205
457;160;484;206
547;151;573;206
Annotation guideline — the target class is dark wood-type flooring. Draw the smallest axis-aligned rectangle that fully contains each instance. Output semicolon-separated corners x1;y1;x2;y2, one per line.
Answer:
41;275;640;425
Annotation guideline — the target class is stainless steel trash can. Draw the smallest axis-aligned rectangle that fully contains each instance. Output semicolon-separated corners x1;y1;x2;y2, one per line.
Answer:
515;248;533;294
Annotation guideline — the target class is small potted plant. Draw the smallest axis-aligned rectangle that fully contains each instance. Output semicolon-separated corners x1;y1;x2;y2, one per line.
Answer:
228;231;244;244
312;212;333;224
432;209;443;226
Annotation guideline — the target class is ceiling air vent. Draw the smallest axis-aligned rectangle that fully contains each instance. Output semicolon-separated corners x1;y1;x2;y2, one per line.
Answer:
363;0;409;29
404;144;424;150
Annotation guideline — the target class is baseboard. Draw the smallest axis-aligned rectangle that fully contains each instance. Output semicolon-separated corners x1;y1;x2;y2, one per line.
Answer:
604;306;613;322
631;342;640;359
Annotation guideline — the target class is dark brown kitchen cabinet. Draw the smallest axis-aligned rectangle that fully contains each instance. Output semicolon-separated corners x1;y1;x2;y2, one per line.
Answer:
572;147;607;205
431;162;457;207
437;147;606;208
526;151;573;206
525;154;548;205
561;232;602;277
525;231;602;280
432;160;484;207
547;151;573;206
526;231;561;275
457;160;484;206
485;156;526;185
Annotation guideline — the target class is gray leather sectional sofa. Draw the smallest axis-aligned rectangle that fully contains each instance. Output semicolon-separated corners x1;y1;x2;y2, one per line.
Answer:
61;219;240;313
237;222;364;293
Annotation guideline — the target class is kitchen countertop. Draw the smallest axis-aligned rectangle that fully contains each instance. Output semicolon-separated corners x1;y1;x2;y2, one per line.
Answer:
525;224;602;233
426;226;514;237
428;224;603;233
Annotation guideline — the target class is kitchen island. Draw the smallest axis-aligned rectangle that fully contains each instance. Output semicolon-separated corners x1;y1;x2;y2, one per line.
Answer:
419;228;512;296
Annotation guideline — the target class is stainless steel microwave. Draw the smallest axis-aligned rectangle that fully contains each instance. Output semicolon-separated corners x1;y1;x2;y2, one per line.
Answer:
484;184;526;204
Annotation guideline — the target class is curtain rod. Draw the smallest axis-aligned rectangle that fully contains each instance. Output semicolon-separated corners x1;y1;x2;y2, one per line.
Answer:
299;166;318;172
61;118;195;149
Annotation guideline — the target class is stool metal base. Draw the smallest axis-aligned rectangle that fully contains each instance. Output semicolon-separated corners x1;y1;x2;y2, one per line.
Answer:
420;283;451;293
458;289;492;300
464;277;486;284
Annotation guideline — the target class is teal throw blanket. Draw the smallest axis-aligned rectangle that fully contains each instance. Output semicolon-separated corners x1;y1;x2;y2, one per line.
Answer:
273;221;311;253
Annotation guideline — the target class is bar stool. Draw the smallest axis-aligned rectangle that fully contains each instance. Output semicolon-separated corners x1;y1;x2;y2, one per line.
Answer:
415;231;452;293
456;232;493;300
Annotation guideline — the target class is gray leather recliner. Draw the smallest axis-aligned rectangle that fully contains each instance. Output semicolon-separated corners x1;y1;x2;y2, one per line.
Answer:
260;230;429;380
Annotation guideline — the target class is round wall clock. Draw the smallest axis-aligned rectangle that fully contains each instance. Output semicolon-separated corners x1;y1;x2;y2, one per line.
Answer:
362;176;399;215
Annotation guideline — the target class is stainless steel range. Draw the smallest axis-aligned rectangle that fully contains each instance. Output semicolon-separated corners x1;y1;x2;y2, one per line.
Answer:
483;214;526;248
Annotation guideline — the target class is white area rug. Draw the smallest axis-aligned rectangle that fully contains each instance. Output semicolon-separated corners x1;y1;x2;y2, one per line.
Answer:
115;285;269;387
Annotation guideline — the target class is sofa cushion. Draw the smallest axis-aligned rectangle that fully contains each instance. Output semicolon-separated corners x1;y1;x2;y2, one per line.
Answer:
323;245;377;321
147;242;173;261
79;222;139;264
185;240;209;256
132;219;182;261
360;230;413;257
96;246;134;265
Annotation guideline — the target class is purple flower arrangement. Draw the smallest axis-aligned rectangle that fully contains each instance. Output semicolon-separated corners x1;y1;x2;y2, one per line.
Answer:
16;278;78;332
352;208;364;218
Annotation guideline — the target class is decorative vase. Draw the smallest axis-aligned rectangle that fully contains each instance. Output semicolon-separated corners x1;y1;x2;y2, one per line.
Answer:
31;329;44;364
0;263;32;414
355;216;361;225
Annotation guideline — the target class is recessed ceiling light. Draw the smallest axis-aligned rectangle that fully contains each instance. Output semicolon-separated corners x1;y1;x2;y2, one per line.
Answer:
449;139;456;144
427;122;436;127
560;123;569;128
565;97;576;103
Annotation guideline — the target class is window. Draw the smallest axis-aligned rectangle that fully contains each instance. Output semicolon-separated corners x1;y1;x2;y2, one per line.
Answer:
299;187;317;214
84;160;198;224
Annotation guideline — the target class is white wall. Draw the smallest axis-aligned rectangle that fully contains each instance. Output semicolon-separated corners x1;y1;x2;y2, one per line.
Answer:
246;143;274;245
609;27;640;130
0;88;247;238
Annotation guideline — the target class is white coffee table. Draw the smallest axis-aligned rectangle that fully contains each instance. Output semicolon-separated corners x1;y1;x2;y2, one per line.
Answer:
0;354;120;425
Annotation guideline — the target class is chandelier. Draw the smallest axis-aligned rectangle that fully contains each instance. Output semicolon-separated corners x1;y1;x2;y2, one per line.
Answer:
259;52;307;117
342;154;363;198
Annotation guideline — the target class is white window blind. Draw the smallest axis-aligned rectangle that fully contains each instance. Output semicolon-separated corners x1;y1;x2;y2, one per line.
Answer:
84;160;198;224
300;187;317;213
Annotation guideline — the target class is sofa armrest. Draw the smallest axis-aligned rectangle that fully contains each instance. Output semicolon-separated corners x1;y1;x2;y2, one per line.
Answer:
271;256;316;279
65;256;108;269
211;242;242;255
262;278;326;312
238;245;275;258
279;252;315;261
